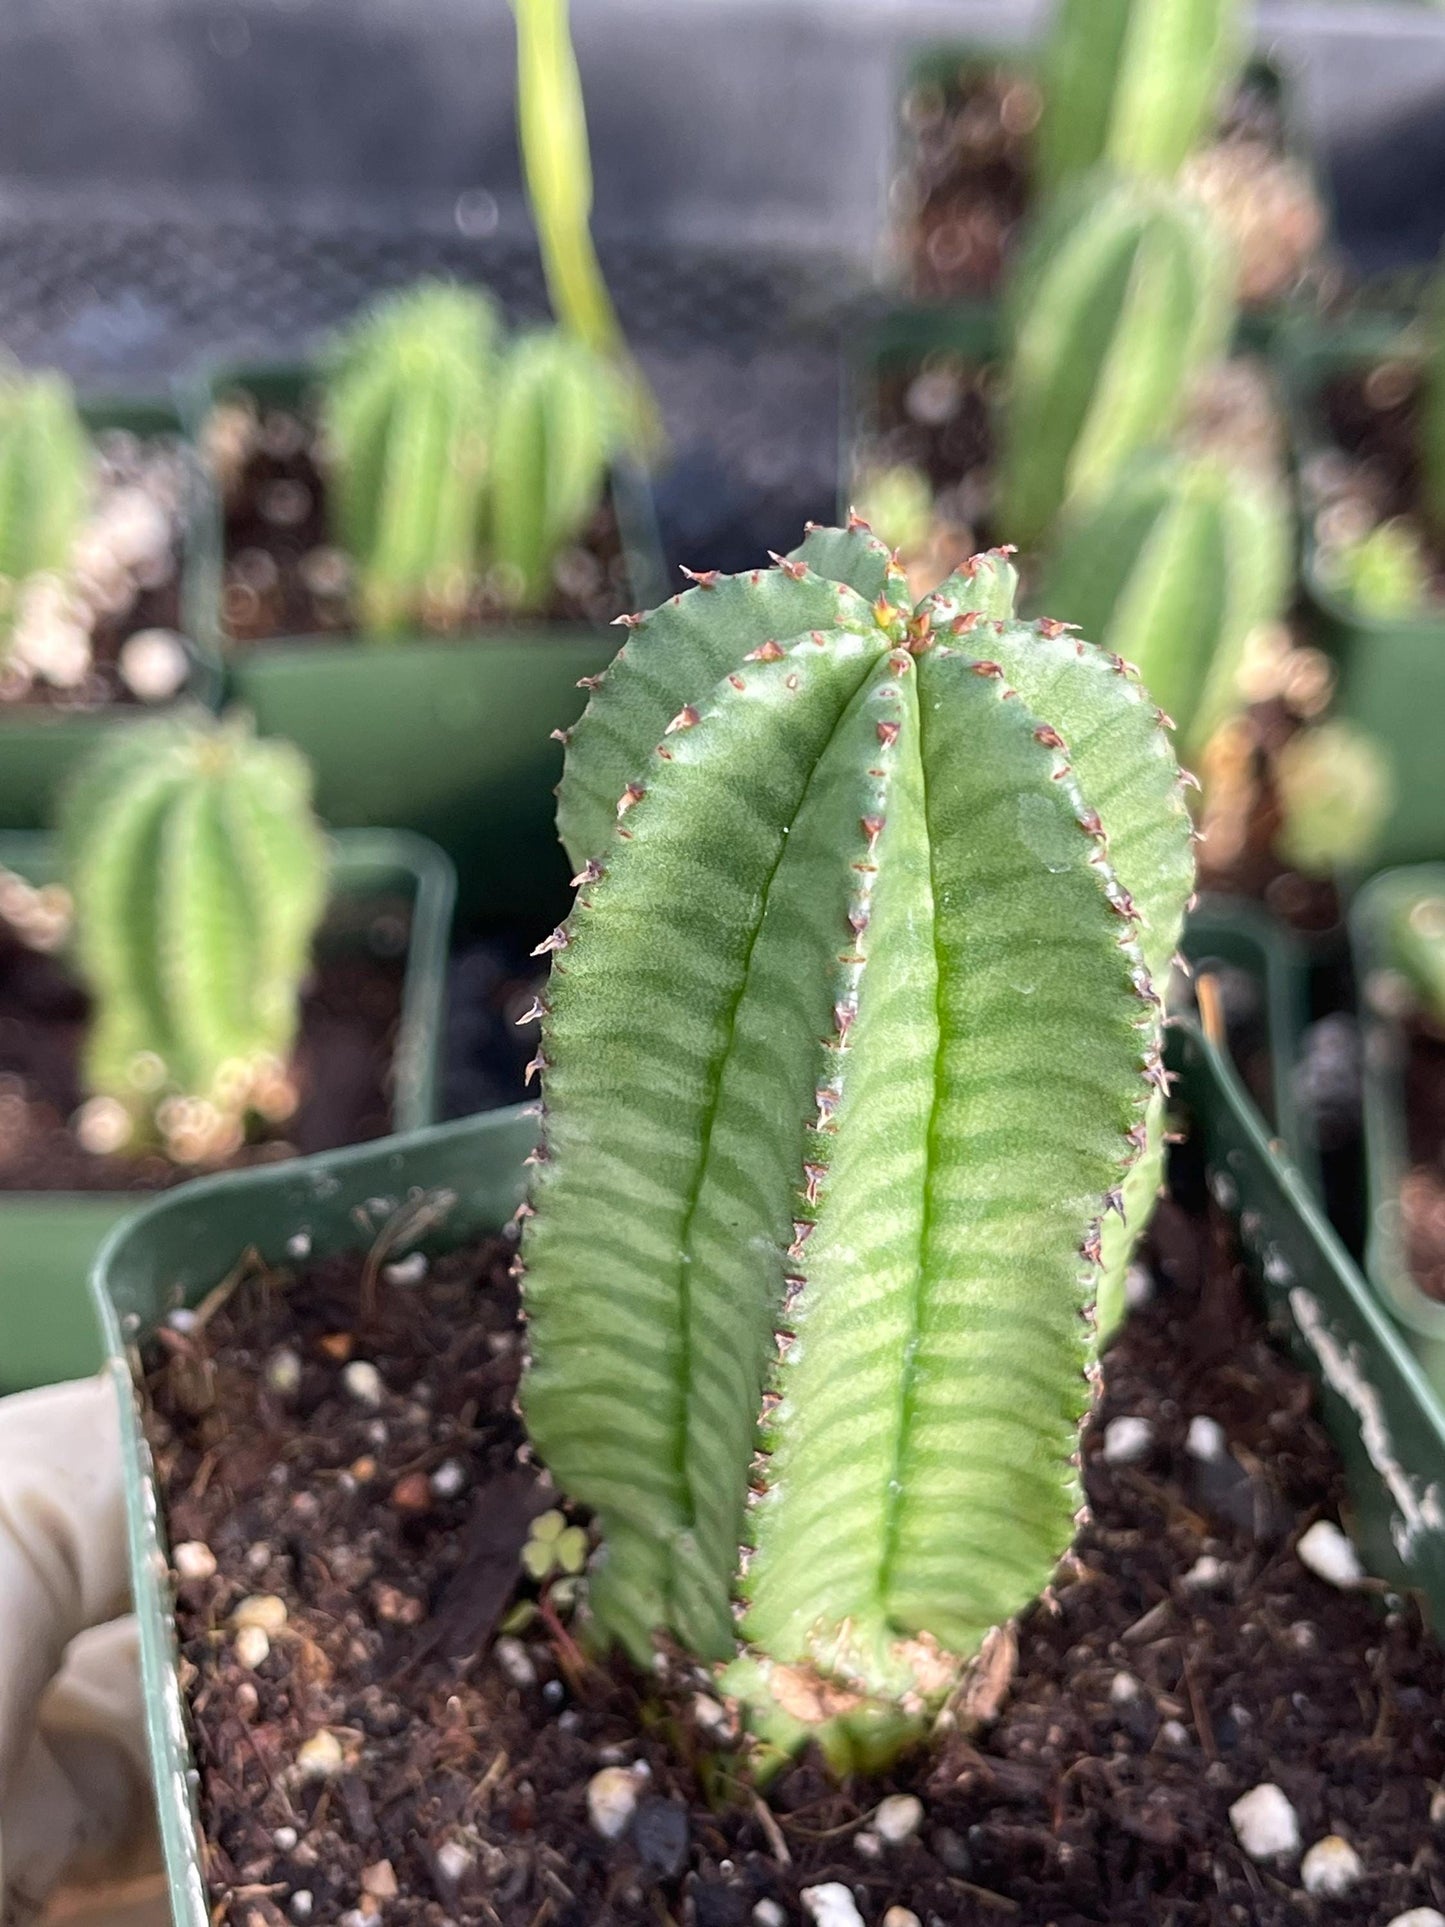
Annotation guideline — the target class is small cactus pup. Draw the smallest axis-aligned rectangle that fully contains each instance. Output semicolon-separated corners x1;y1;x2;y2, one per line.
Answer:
520;522;1194;1768
996;173;1236;550
1032;449;1293;761
0;362;91;665
319;281;501;636
58;715;328;1164
1036;0;1244;196
490;329;627;609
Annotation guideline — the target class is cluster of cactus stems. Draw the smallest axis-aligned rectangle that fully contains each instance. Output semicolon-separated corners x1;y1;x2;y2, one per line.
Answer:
321;281;625;633
518;520;1194;1767
1034;449;1293;761
0;363;90;650
59;716;328;1164
997;174;1236;550
1036;0;1244;196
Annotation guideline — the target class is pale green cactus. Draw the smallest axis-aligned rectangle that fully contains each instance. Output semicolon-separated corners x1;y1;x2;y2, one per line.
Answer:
320;282;501;635
1385;889;1445;1026
1036;0;1245;195
520;522;1194;1768
490;329;625;608
1274;720;1393;878
59;716;328;1163
0;364;90;648
851;462;936;560
1034;449;1292;759
997;175;1236;549
1326;518;1432;622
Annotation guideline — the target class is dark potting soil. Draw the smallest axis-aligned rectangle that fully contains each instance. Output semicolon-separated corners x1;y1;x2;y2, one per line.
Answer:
216;400;631;647
441;935;547;1120
899;62;1306;306
0;906;407;1192
148;1196;1445;1927
1319;362;1445;603
1401;1020;1445;1303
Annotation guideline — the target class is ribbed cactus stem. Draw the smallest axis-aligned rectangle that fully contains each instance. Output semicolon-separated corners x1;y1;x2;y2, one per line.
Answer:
1034;449;1292;760
60;716;328;1162
321;282;500;636
1037;0;1245;194
520;523;1193;1767
998;175;1235;550
1386;887;1445;1026
490;329;623;609
0;364;90;650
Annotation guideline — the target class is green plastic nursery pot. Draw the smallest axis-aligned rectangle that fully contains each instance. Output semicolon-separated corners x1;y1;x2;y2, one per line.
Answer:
94;1102;534;1927
0;826;453;1396
1351;865;1445;1387
0;398;224;830
184;365;667;925
1282;313;1445;868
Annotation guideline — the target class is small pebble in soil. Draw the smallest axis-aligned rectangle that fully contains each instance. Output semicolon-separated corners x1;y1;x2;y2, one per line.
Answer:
230;1593;287;1634
692;1692;731;1736
633;1795;689;1877
853;1830;882;1859
873;1793;924;1844
286;1230;312;1259
1124;1262;1154;1309
1110;1670;1142;1704
1431;1787;1445;1827
430;1457;467;1499
1186;1414;1227;1461
233;1624;271;1669
434;1841;472;1885
802;1884;866;1927
389;1472;431;1512
342;1360;385;1407
1102;1415;1154;1465
172;1539;216;1581
1296;1518;1366;1589
1387;1913;1445;1927
288;1892;313;1922
293;1728;344;1782
882;1912;922;1927
493;1636;537;1688
1299;1834;1364;1897
587;1765;643;1839
1160;1719;1192;1751
1230;1783;1302;1860
361;1860;399;1900
1183;1554;1231;1591
273;1827;298;1851
265;1346;303;1398
752;1905;786;1927
382;1251;428;1287
118;627;190;702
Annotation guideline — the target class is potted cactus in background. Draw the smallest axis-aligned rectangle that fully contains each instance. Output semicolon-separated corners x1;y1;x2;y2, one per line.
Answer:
0;713;452;1393
0;358;221;831
187;0;664;923
93;522;1445;1927
895;0;1327;313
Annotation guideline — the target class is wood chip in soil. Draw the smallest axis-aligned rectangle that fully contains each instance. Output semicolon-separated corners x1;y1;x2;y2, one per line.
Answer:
146;1196;1445;1927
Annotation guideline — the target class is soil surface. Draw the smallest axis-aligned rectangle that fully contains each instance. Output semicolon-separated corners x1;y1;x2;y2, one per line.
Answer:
0;903;408;1192
148;1194;1445;1927
215;398;631;646
900;63;1309;306
1402;1021;1445;1302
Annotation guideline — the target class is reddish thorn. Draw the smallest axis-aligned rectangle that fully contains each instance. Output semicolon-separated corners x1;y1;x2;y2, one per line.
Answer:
523;1147;548;1168
576;674;604;690
801;1163;826;1206
1081;1225;1103;1266
1077;808;1105;837
1179;769;1202;792
680;566;720;588
989;543;1018;558
1105;653;1140;678
861;815;884;851
768;551;808;580
612;610;645;629
876;720;901;747
788;1221;815;1259
515;997;547;1027
511;1199;535;1222
570;858;604;887
1103;1188;1126;1218
523;1052;547;1086
1033;724;1066;749
834;999;857;1039
950;610;980;635
531;926;570;957
846;506;871;531
549;726;571;745
847;906;869;935
814;1088;840;1125
1126;1120;1149;1151
971;659;1003;678
665;705;701;734
728;673;746;691
1107;889;1139;921
616;783;645;818
782;1273;806;1308
1154;707;1177;732
1036;617;1075;639
744;639;785;661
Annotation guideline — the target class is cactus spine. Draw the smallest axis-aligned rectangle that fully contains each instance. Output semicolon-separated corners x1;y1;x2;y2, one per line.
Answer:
1034;450;1292;759
520;523;1194;1767
0;365;90;650
60;716;328;1163
321;282;501;635
997;175;1235;550
490;329;623;608
1036;0;1244;195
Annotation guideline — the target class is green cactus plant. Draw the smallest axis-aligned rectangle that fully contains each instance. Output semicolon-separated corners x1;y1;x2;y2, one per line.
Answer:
519;521;1194;1767
320;282;501;635
0;364;90;648
1273;720;1393;879
1036;0;1245;195
490;329;625;609
1326;517;1432;622
59;715;328;1163
997;174;1236;550
1033;449;1292;760
1385;889;1445;1027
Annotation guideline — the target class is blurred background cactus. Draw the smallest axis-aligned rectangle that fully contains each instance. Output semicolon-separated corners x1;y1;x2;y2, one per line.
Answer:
320;282;501;634
997;174;1236;548
1273;719;1394;878
58;715;328;1163
1384;887;1445;1026
0;364;90;660
1324;518;1432;622
1036;0;1244;196
1033;449;1293;758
